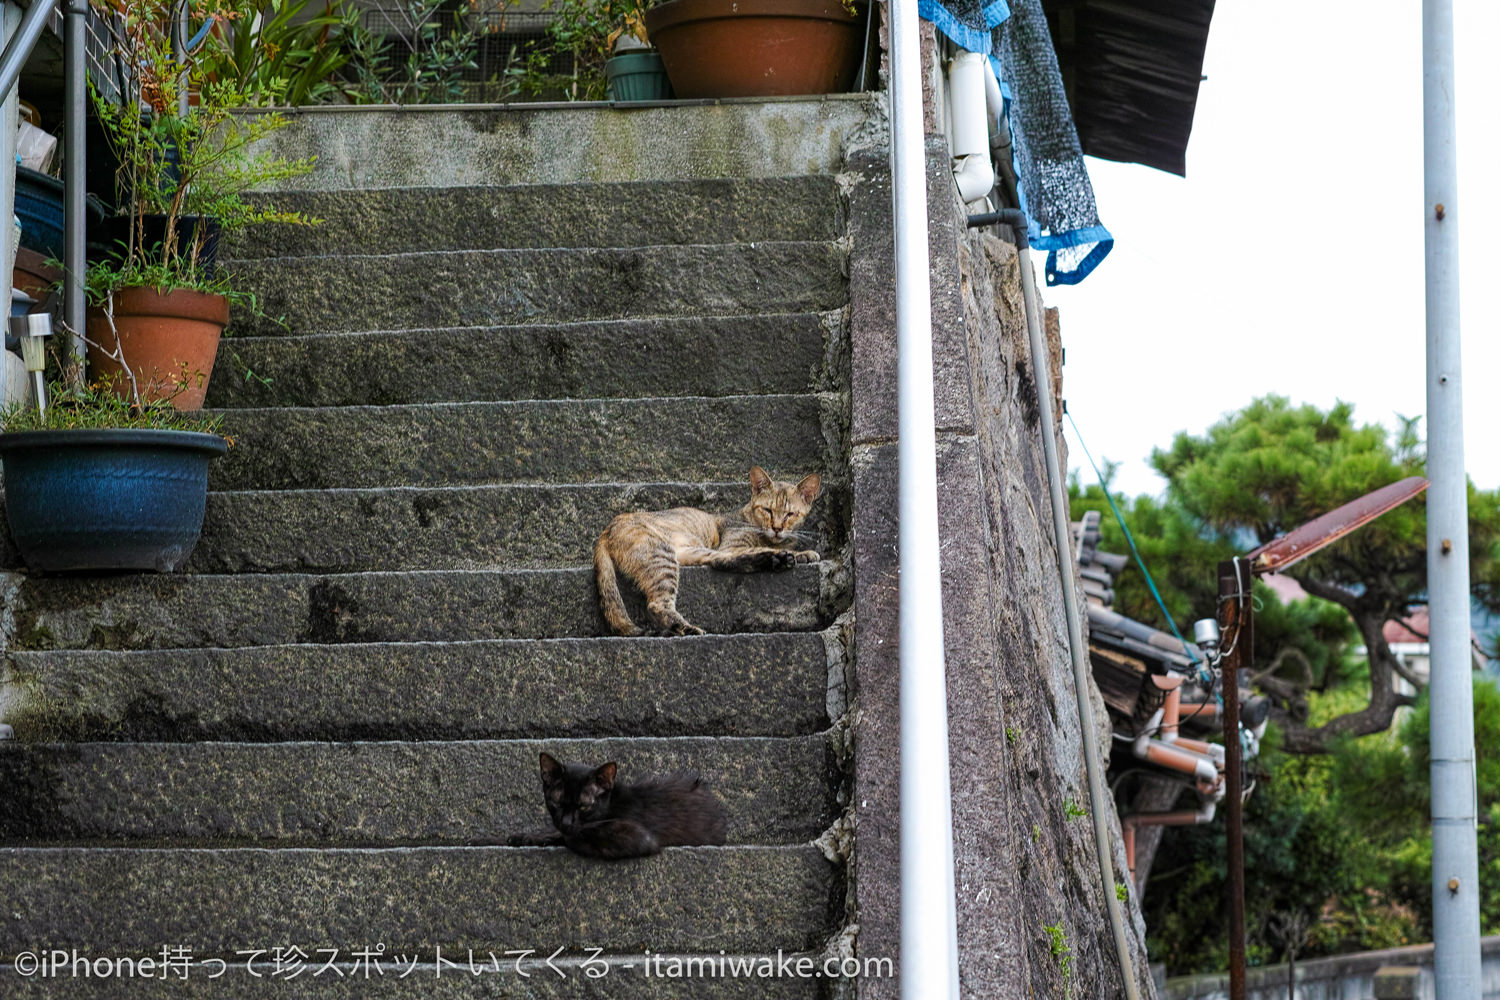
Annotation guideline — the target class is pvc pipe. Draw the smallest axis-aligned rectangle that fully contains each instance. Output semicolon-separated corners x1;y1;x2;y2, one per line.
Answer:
983;65;1005;133
1423;0;1481;995
1160;683;1182;741
1136;740;1220;788
946;51;993;203
1172;736;1225;764
1012;218;1141;1000
951;155;994;206
1132;709;1165;755
1125;801;1218;832
889;0;960;993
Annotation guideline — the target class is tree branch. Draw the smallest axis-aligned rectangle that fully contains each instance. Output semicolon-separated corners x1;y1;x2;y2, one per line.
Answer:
1289;573;1359;610
1389;654;1426;690
1272;692;1412;755
1264;592;1417;754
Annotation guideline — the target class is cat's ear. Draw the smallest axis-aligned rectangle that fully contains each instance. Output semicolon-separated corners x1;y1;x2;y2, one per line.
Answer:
593;762;618;790
796;473;821;504
749;466;772;494
539;752;562;782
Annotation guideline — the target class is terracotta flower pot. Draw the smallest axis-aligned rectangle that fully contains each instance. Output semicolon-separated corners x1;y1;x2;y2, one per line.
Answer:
86;286;229;410
644;0;866;99
12;248;60;306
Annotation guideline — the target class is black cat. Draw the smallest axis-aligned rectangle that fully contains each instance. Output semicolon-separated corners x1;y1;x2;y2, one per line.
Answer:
511;752;728;859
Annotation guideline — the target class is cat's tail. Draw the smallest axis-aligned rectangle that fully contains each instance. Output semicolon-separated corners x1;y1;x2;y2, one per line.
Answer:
594;533;642;637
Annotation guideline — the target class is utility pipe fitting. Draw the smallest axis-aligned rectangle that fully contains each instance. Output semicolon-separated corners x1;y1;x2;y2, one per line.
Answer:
1130;677;1226;792
1122;802;1220;879
1131;708;1222;791
945;51;995;203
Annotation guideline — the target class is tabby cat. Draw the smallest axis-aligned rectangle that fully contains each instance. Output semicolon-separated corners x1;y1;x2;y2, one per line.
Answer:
593;466;821;636
517;752;728;859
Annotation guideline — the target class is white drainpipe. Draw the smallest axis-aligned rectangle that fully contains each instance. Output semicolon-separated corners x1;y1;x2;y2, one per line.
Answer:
946;51;995;203
889;0;961;994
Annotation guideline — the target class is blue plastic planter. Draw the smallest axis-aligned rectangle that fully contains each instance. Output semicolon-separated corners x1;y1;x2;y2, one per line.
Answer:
15;167;65;258
0;429;228;573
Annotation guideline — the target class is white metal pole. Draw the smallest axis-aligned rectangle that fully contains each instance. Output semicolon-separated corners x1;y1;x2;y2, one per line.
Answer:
1423;1;1481;996
888;0;961;995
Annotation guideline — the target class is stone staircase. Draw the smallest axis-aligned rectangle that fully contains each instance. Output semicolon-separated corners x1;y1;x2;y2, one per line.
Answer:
0;99;874;996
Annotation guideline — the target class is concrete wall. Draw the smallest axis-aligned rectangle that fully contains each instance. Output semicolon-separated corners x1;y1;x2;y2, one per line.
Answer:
1165;936;1500;1000
842;22;1154;999
248;96;886;190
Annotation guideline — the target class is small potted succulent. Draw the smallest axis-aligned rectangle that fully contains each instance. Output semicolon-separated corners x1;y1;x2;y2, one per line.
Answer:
86;0;315;410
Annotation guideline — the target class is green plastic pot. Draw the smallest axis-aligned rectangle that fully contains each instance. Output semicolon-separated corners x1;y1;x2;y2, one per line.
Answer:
606;51;674;102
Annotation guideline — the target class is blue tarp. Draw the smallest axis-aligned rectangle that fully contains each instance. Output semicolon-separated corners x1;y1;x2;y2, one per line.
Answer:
922;0;1113;284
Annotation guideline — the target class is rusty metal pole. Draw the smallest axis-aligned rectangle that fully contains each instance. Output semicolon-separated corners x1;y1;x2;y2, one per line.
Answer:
1217;558;1251;1000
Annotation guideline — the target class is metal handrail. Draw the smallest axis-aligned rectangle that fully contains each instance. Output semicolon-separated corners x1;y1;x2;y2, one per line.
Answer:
0;0;61;99
0;0;87;354
64;0;85;350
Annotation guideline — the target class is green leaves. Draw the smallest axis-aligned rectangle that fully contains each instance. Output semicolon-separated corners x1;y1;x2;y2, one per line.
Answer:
1;377;224;434
1115;396;1500;971
89;0;316;296
1076;394;1500;752
335;0;482;106
198;0;357;107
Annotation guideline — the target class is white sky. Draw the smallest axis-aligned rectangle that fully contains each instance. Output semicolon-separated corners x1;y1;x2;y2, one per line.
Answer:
1048;0;1500;500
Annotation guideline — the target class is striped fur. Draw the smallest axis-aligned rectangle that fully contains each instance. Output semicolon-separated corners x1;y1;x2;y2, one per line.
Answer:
593;466;821;636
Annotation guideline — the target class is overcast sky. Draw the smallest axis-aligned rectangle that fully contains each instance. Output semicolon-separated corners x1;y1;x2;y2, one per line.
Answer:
1048;0;1499;501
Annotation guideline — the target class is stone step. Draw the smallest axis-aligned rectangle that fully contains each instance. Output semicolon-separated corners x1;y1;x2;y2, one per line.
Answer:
0;844;838;957
3;632;838;742
7;564;842;652
226;243;848;337
186;481;847;574
230;177;843;258
0;734;836;846
249;98;878;190
207;394;844;491
0;955;832;998
207;312;843;409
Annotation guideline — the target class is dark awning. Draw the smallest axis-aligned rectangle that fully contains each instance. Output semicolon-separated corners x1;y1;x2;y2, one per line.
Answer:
1041;0;1216;176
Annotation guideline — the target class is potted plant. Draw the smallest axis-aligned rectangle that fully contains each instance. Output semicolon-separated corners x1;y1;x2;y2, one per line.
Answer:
603;12;672;101
0;364;227;573
642;0;865;98
510;0;665;102
86;0;315;410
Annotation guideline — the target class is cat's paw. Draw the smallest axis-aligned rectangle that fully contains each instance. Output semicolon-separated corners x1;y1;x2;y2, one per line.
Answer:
671;621;707;637
769;550;796;570
507;832;563;848
793;549;821;563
